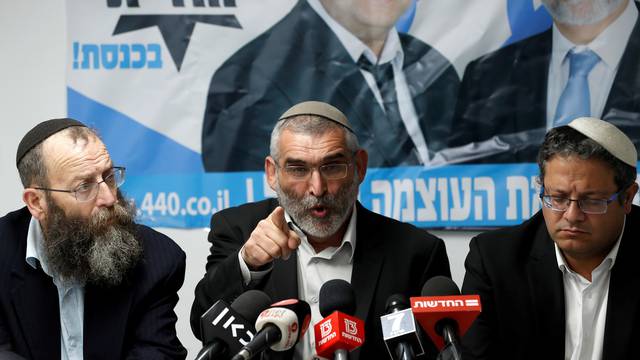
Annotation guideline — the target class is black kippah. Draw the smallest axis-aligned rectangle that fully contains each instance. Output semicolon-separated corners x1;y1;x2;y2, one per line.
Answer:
16;118;86;167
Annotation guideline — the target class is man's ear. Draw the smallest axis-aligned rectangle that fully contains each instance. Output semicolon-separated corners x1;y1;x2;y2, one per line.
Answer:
265;156;278;191
623;182;639;213
23;188;47;221
354;149;368;184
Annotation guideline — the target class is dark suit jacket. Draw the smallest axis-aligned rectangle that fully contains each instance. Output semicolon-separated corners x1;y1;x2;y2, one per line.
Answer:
201;0;460;171
190;198;452;359
0;207;187;360
449;6;640;163
461;207;640;359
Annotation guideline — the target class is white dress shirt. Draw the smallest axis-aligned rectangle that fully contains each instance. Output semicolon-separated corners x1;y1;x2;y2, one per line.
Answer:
25;217;85;360
546;0;638;129
238;206;358;360
306;0;430;165
555;217;625;360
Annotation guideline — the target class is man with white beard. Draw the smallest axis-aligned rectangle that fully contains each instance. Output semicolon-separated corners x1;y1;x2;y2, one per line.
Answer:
0;118;187;359
447;0;640;164
191;101;452;360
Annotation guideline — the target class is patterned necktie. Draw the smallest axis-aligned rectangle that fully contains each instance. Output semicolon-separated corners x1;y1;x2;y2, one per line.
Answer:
357;55;417;164
553;49;600;127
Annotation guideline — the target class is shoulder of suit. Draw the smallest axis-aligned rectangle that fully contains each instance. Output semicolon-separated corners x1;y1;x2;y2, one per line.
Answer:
466;29;551;72
358;204;443;243
135;224;185;261
471;211;545;248
216;0;320;68
213;198;278;220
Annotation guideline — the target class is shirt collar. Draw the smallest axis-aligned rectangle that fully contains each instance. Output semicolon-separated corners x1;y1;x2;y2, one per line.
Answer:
285;204;357;263
551;0;638;70
555;215;625;273
25;216;48;273
306;0;404;66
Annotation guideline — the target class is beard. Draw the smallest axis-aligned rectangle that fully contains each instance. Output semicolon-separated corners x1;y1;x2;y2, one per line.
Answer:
275;176;359;239
41;191;142;287
542;0;625;26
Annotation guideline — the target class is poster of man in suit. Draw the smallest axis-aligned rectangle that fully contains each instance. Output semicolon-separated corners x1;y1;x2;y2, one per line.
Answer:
200;0;460;172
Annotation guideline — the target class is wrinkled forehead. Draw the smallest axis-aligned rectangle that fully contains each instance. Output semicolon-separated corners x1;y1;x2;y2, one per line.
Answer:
42;130;110;178
278;128;349;155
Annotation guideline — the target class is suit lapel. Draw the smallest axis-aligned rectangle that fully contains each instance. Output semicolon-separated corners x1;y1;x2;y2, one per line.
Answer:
603;4;640;117
10;264;61;360
516;30;551;135
602;213;640;358
83;281;133;359
526;223;565;357
351;204;385;330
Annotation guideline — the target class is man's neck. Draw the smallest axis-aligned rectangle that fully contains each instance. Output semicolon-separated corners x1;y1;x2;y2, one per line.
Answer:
555;0;628;44
563;252;606;282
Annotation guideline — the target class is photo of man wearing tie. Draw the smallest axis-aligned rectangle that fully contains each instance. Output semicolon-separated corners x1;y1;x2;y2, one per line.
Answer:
200;0;460;172
447;0;640;164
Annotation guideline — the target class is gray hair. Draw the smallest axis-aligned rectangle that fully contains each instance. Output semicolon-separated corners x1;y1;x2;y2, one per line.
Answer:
269;115;360;161
537;125;637;202
18;126;99;187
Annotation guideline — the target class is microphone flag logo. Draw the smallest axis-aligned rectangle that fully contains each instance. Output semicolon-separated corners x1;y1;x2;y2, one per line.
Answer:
344;318;358;336
320;321;333;338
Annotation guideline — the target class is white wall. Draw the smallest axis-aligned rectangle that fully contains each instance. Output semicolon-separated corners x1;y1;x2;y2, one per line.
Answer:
0;1;476;357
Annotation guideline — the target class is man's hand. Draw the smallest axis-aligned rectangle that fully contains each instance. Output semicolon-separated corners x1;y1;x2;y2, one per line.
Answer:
241;206;301;269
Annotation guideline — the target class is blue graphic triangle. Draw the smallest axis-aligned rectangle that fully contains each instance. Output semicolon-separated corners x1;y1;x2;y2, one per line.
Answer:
505;0;553;46
67;87;204;175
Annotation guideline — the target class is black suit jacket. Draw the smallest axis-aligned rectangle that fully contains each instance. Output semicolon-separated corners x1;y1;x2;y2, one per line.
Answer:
190;198;451;359
461;208;640;359
201;0;460;171
449;6;640;163
0;207;187;360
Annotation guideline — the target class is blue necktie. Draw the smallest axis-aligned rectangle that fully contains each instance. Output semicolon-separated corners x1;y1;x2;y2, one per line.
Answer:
553;49;600;127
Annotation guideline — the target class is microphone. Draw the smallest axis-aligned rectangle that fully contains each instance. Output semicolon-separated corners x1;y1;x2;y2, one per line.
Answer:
314;279;365;360
380;294;424;360
196;290;272;360
231;298;311;360
410;276;481;360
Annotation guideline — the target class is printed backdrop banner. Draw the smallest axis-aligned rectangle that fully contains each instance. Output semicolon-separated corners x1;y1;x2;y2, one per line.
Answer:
66;1;636;229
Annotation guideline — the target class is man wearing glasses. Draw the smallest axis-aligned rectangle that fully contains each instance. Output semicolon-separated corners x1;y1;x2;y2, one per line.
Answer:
191;101;451;359
461;117;640;359
0;119;187;359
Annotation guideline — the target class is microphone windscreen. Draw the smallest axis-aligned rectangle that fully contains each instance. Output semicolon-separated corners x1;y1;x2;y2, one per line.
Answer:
319;279;356;317
385;293;409;313
421;276;460;297
231;290;272;323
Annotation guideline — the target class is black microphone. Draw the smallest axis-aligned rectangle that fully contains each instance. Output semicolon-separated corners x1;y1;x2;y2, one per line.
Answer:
196;290;272;360
420;276;465;360
380;294;424;360
314;279;365;360
231;298;311;360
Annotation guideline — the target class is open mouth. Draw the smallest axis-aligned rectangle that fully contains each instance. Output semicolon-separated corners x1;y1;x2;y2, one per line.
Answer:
310;205;329;218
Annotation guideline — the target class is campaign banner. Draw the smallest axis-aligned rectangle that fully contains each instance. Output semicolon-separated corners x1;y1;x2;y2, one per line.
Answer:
126;164;543;229
66;0;639;229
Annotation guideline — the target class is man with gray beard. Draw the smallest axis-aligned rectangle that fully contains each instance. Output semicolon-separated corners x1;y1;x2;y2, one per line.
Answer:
0;118;187;359
191;101;451;360
447;0;640;164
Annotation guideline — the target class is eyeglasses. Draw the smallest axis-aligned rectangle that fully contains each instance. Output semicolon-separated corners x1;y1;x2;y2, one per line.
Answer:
278;162;352;181
33;166;126;202
539;186;622;215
